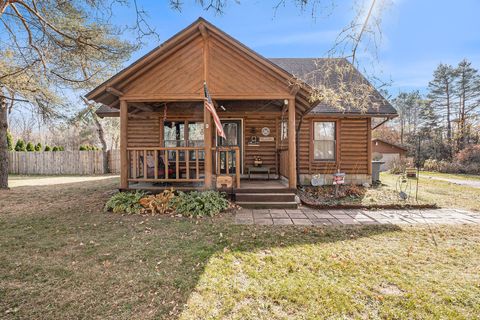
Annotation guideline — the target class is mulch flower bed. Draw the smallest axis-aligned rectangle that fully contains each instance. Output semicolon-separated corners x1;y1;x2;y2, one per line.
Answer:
298;185;438;210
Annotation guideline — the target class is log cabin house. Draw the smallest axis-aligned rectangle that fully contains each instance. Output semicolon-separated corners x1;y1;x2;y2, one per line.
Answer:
86;18;397;207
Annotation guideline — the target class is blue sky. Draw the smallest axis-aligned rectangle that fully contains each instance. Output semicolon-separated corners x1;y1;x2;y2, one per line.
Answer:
112;0;480;96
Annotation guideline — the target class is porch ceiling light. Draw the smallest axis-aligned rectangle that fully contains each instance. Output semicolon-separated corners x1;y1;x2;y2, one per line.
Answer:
284;99;289;105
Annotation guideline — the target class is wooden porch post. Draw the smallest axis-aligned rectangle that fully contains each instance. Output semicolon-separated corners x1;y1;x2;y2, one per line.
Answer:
288;98;297;188
201;23;213;189
367;118;372;176
204;105;213;189
120;99;128;189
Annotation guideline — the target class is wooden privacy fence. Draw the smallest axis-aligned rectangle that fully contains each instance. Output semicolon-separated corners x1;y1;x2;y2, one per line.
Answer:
107;150;121;174
8;151;122;175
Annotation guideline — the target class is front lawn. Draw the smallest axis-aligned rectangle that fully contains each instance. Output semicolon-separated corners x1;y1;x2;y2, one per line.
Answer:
381;172;480;212
0;176;479;319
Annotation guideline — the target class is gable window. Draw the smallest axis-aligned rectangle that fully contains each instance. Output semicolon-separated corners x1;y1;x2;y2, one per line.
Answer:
313;121;336;161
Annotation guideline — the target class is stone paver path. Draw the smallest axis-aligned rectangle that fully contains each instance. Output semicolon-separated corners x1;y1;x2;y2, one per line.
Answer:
235;208;480;226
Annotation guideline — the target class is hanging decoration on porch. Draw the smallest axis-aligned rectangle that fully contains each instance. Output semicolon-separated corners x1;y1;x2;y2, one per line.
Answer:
204;81;226;139
248;127;259;146
163;103;168;121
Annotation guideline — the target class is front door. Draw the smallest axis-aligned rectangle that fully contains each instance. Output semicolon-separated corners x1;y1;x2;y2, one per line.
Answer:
216;120;242;174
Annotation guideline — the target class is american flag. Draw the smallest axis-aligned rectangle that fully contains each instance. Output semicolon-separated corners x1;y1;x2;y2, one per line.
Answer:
204;81;226;139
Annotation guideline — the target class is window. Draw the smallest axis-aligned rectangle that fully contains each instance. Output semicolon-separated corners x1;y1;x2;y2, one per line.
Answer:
163;121;204;160
313;121;336;161
187;122;204;160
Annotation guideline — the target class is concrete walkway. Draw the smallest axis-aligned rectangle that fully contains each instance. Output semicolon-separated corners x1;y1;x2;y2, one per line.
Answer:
235;208;480;226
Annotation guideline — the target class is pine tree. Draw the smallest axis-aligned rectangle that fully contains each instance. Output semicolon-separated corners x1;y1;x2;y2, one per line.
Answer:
26;142;35;152
14;139;26;151
427;64;456;144
455;59;480;150
393;91;422;144
6;130;13;151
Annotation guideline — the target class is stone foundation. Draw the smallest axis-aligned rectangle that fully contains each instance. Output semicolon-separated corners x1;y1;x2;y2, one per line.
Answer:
299;173;372;186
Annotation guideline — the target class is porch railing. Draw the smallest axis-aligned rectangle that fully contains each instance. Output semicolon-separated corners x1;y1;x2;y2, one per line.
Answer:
126;146;241;188
127;147;205;183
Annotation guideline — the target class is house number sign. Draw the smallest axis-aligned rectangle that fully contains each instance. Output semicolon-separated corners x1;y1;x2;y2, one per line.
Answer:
261;127;270;136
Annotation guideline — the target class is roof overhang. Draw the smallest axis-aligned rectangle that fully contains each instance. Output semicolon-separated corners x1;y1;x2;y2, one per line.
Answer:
87;18;316;117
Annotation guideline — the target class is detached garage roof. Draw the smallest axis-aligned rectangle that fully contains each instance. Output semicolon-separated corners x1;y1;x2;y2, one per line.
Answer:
372;138;408;153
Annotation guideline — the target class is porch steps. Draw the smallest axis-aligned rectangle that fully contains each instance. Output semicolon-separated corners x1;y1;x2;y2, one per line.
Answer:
235;189;297;209
236;193;295;202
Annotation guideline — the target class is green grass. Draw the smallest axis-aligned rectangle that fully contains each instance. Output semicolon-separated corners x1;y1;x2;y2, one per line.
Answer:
0;176;479;319
420;171;480;181
380;172;480;212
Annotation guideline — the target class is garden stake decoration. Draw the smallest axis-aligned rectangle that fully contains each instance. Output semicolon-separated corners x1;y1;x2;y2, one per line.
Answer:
333;170;345;198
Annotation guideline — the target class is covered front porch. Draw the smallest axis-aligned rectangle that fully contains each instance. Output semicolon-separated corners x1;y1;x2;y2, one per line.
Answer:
118;98;298;192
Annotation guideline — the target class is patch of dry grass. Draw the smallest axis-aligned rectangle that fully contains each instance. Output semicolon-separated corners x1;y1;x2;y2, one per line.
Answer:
0;176;479;319
381;172;480;212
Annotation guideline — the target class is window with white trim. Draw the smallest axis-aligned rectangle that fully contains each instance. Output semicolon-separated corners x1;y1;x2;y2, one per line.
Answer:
313;121;336;160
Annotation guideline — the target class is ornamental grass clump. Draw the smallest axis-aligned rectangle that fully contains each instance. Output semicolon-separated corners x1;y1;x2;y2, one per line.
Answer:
169;191;229;217
104;191;146;214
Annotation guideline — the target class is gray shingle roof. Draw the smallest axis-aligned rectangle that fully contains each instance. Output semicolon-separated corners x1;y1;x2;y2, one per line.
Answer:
269;58;397;116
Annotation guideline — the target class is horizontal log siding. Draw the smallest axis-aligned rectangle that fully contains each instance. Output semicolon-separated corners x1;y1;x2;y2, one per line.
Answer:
299;117;369;175
125;111;370;177
127;117;160;147
340;118;369;174
124;110;281;174
242;114;278;173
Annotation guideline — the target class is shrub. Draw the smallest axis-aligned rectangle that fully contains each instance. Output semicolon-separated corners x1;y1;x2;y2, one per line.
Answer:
423;156;480;174
104;191;146;214
79;145;99;151
139;189;175;214
52;146;59;152
26;142;35;151
389;157;408;174
169;191;229;217
7;130;13;151
14;139;26;151
455;145;480;165
44;145;52;151
35;142;42;151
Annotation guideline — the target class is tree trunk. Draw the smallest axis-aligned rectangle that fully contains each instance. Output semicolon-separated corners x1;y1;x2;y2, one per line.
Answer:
0;97;9;189
93;114;109;174
400;118;404;145
446;84;452;142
